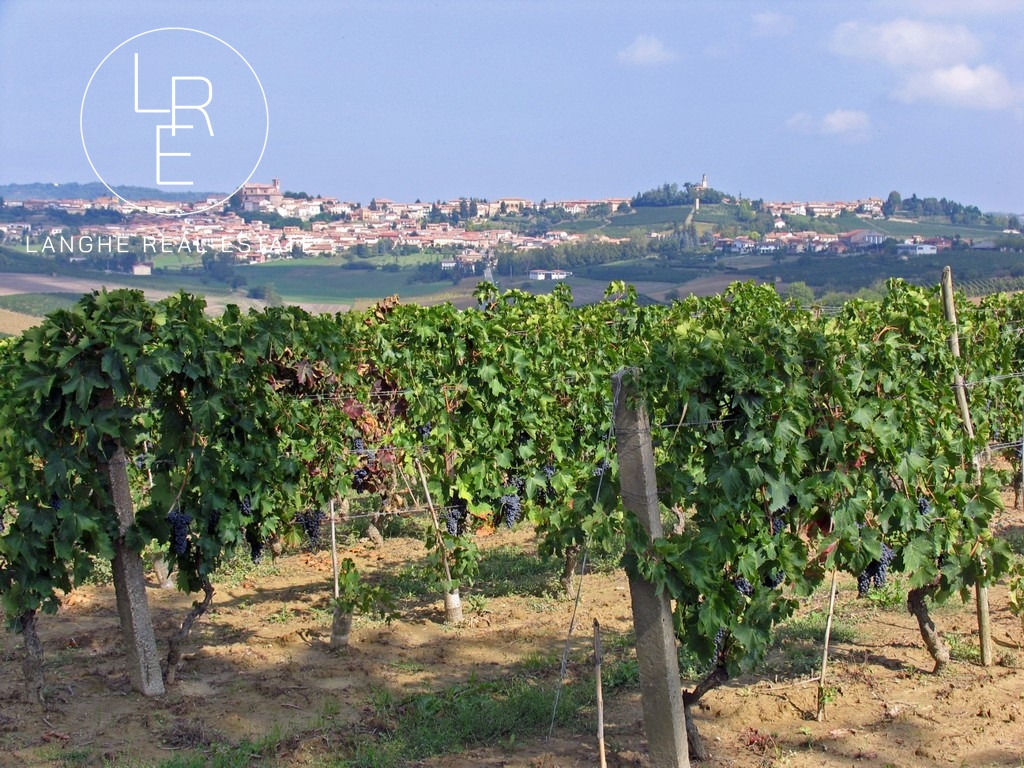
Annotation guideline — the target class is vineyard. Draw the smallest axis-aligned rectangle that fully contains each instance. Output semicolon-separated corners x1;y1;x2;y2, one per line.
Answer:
2;277;1024;766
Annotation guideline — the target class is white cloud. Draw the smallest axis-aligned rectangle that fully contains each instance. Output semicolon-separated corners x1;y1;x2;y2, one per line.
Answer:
751;12;794;37
822;109;873;138
898;0;1024;16
616;35;677;67
830;18;981;69
786;109;873;141
895;64;1022;109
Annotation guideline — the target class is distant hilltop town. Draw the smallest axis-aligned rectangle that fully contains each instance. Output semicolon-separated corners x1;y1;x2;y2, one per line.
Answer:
2;177;1016;278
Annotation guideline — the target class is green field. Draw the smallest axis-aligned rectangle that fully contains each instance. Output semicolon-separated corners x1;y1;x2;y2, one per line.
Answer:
0;292;81;316
600;204;694;233
243;260;458;303
867;218;997;240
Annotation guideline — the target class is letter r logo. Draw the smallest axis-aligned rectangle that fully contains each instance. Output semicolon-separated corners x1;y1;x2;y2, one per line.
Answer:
81;27;269;217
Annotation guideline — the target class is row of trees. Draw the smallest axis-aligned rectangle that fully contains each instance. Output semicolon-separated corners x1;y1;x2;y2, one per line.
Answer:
882;191;1019;229
631;182;727;207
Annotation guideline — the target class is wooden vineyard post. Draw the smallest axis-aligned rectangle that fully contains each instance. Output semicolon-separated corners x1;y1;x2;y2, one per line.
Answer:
941;267;993;667
99;388;165;696
816;569;840;721
611;370;690;768
414;458;463;624
594;619;608;768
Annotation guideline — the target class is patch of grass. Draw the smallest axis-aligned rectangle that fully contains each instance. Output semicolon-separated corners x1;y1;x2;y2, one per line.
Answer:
268;604;295;624
475;545;559;597
777;610;857;645
388;659;427;674
344;669;593;766
212;549;281;588
765;610;859;677
945;632;982;664
865;575;906;610
378;563;435;601
0;292;80;316
38;746;94;767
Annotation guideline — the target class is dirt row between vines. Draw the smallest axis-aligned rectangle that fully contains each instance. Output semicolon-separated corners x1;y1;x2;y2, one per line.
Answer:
3;510;1024;767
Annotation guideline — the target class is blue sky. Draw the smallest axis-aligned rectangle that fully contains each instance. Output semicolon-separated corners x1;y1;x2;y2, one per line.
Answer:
2;0;1023;213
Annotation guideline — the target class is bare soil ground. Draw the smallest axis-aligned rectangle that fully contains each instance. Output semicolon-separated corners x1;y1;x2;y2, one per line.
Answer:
2;499;1024;768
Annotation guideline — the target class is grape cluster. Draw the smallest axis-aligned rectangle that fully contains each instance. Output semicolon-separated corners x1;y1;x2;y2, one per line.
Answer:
499;493;522;528
857;543;895;597
537;464;556;506
443;499;468;536
917;497;933;517
250;538;264;563
713;626;727;655
733;576;754;597
49;493;62;511
239;493;253;517
761;516;785;588
352;437;367;455
417;422;433;441
592;458;611;477
208;509;221;536
296;508;327;548
353;467;371;493
166;509;193;555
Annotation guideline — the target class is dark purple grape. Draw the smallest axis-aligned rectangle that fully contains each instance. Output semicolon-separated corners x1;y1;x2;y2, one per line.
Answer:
733;577;754;597
499;493;522;528
917;497;932;516
857;570;873;597
353;467;371;493
49;493;62;511
763;570;784;589
713;627;727;656
592;458;611;477
296;508;327;548
873;543;894;588
239;493;253;517
444;499;468;536
166;509;193;555
417;422;433;441
770;517;784;536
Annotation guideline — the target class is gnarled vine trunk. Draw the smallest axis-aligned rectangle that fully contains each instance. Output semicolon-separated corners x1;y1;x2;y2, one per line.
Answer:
682;663;728;761
559;544;581;596
164;577;215;685
20;609;45;706
907;583;949;674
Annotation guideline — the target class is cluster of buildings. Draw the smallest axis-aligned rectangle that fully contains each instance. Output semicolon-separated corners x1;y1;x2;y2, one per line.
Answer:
1;180;982;272
715;229;950;256
3;179;634;269
763;197;886;219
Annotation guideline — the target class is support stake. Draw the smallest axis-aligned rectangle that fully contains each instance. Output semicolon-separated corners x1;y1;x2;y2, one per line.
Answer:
612;370;689;767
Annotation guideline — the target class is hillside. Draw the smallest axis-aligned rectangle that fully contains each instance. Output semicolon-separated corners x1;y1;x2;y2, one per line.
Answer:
0;181;223;203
